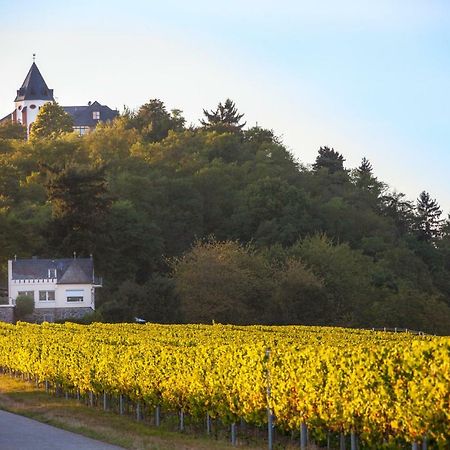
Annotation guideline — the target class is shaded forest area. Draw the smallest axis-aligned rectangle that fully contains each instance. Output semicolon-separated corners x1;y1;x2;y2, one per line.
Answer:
1;99;449;334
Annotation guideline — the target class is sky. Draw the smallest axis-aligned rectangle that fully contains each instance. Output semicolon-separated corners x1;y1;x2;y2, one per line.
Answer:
1;0;450;211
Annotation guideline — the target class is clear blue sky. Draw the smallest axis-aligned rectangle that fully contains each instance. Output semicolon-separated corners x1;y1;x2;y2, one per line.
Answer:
1;0;449;211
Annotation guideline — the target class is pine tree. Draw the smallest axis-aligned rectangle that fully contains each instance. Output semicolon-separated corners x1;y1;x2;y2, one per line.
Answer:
200;99;246;133
357;157;373;176
353;157;383;194
43;163;111;254
380;191;415;236
415;191;443;242
313;147;345;173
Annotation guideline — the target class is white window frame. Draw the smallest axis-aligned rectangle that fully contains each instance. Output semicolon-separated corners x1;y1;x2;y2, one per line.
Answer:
39;290;55;302
66;289;84;303
92;111;100;120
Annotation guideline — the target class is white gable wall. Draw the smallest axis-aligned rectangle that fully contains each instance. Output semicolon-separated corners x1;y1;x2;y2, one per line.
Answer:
9;280;95;310
14;99;52;137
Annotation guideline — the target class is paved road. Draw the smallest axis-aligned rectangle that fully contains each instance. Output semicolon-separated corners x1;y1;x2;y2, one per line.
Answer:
0;410;125;450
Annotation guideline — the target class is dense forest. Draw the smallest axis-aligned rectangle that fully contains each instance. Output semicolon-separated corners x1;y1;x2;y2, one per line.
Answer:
0;99;449;334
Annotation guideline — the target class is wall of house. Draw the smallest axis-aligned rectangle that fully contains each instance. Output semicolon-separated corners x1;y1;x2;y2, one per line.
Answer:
14;99;51;136
8;278;95;311
31;307;94;323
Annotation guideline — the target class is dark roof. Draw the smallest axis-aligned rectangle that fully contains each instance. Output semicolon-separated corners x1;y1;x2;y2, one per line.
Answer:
62;101;119;127
15;63;54;102
11;258;94;284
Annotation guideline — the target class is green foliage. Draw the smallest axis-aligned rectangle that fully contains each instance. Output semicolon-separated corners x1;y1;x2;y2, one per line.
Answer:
172;239;273;324
0;121;27;140
126;99;185;142
43;163;111;255
0;97;448;333
313;146;346;173
272;259;327;325
200;98;246;133
29;102;74;141
15;294;34;320
415;191;443;242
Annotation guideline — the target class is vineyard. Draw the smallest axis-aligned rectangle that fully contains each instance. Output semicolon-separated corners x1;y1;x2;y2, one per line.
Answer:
0;322;448;449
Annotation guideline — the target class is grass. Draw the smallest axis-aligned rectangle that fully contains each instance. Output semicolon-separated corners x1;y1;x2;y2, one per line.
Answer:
0;373;288;450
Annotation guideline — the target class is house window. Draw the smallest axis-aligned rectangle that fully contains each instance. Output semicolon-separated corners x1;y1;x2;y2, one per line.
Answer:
73;126;90;136
48;269;56;278
39;291;55;301
93;111;100;120
66;289;84;302
18;291;34;300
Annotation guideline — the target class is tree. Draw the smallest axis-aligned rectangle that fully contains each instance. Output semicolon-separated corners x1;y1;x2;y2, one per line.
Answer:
273;259;327;325
97;200;163;285
380;191;415;237
172;239;273;324
415;191;443;242
313;146;345;173
0;121;27;140
29;102;74;141
102;276;179;323
43;163;111;255
290;235;376;326
128;99;185;142
200;99;246;133
352;157;384;194
15;294;34;320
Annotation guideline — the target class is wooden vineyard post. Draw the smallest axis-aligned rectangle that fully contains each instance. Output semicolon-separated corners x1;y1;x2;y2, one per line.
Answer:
340;432;346;450
231;422;237;446
350;431;357;450
206;412;211;435
119;394;124;415
136;401;141;421
300;422;307;450
155;405;161;426
265;348;274;450
179;409;184;432
267;410;273;450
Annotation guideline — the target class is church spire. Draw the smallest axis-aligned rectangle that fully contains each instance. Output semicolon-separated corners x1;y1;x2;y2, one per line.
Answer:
15;62;54;102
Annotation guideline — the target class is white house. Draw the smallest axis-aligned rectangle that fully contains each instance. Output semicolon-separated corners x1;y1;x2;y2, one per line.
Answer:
0;60;119;138
6;256;102;323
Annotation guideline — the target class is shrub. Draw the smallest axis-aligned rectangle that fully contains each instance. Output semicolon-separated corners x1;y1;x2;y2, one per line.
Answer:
15;295;34;320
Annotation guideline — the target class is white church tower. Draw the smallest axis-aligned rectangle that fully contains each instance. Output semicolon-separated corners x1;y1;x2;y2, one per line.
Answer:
13;58;54;137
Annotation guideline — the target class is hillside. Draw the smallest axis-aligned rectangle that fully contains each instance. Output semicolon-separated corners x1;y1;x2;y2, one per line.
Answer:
0;99;449;334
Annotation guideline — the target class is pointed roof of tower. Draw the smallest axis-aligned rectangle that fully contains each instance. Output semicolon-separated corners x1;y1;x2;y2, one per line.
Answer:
15;62;54;102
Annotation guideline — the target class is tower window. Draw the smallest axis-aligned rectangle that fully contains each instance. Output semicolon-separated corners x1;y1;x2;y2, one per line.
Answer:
18;106;22;111
93;111;100;120
30;104;36;109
